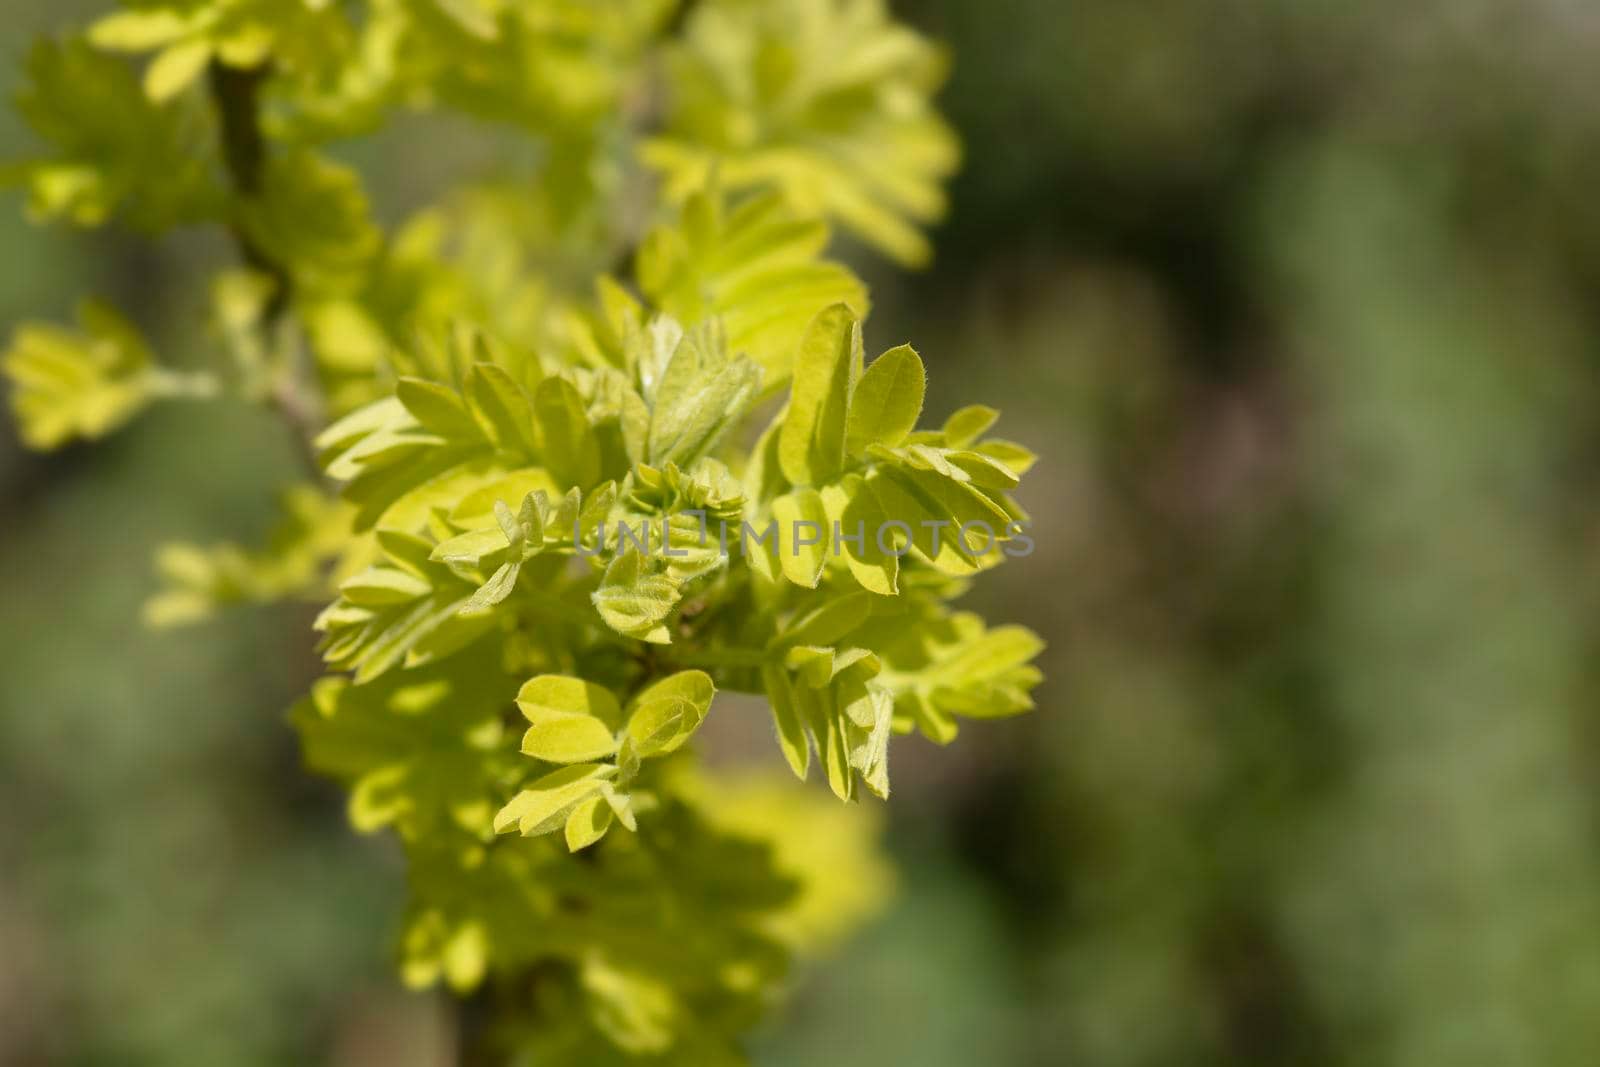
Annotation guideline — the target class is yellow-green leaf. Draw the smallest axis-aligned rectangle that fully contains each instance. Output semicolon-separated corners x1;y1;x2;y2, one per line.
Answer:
143;39;212;102
591;551;679;644
521;715;619;764
825;474;899;595
88;11;191;51
846;344;924;456
534;377;601;490
942;405;999;448
563;795;614;851
493;763;615;836
771;487;829;588
779;304;859;485
625;670;715;758
762;663;810;779
517;675;624;727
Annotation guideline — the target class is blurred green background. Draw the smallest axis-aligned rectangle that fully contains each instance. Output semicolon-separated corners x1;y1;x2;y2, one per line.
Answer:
7;1;1600;1064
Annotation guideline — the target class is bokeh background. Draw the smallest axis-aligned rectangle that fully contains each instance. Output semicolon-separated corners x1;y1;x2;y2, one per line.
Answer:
7;1;1600;1064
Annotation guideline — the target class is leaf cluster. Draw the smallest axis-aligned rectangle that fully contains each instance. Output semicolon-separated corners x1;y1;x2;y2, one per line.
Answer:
2;3;1042;1063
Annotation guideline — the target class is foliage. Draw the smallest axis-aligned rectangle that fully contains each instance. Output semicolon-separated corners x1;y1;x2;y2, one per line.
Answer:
645;0;961;266
2;1;1041;1062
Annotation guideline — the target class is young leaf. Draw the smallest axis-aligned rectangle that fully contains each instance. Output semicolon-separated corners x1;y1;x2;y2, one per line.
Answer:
646;319;762;467
534;376;601;490
87;10;190;52
241;150;380;294
289;647;518;842
799;679;853;801
516;677;623;764
824;475;900;596
464;363;538;454
563;795;614;851
762;663;811;780
315;537;496;684
143;38;212;102
863;469;982;576
591;550;680;644
10;37;217;231
521;715;619;764
846;344;925;456
771;487;829;588
975;438;1038;476
517;675;624;727
942;405;1000;448
778;591;875;649
625;670;715;758
494;763;617;836
4;300;160;451
398;377;483;440
636;190;869;382
779;304;859;486
645;0;960;266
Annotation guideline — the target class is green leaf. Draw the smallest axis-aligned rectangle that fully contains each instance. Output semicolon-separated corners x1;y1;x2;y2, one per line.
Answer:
762;663;810;780
779;304;859;485
88;11;192;51
449;469;560;526
534;376;601;489
398;377;484;440
430;527;512;568
494;763;617;836
863;469;981;576
433;0;501;39
824;474;899;596
143;39;212;102
464;363;538;454
645;318;762;467
854;605;1046;744
625;670;715;758
314;533;494;683
591;550;679;644
644;0;959;266
975;438;1038;476
3;300;160;451
771;487;829;588
946;450;1020;490
846;344;924;456
10;37;218;231
581;958;680;1053
925;625;1046;719
636;191;869;382
778;591;874;648
563;795;614;851
768;644;897;801
289;646;517;841
319;361;547;533
340;565;433;605
942;405;999;448
799;677;853;801
144;487;352;627
900;465;1012;555
517;675;625;727
515;675;622;764
464;561;519;610
521;715;619;764
844;679;894;800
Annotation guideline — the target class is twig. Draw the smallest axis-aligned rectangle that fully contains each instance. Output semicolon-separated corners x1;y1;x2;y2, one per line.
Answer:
208;63;289;311
206;60;323;475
